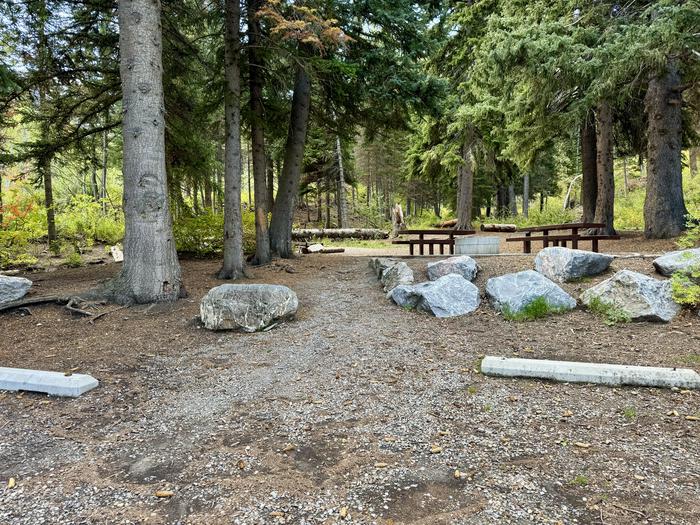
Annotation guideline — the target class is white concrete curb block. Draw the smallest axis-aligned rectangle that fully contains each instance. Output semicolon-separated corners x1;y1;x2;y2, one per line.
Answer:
481;356;700;390
0;367;99;397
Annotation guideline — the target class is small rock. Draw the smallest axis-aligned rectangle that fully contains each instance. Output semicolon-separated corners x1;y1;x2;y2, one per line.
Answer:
389;274;480;318
0;275;32;305
368;257;398;278
381;262;414;292
485;270;576;316
200;284;298;332
426;255;479;281
653;248;700;281
534;247;613;282
580;270;681;322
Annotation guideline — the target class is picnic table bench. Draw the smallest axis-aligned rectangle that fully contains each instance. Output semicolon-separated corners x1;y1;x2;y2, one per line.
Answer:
506;222;620;253
392;229;476;255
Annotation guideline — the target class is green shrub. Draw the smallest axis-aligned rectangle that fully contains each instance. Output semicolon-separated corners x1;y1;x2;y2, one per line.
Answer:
587;297;631;326
56;194;124;246
0;230;38;268
502;297;568;321
64;250;84;268
173;210;256;257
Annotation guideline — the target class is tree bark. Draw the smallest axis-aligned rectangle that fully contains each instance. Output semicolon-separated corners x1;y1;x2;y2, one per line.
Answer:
219;0;245;280
580;114;597;223
36;0;57;252
107;0;182;303
644;60;687;238
101;115;109;214
247;0;270;264
690;148;698;178
266;155;274;209
335;135;347;228
593;101;616;235
269;66;311;258
455;142;473;229
508;184;517;215
522;173;529;218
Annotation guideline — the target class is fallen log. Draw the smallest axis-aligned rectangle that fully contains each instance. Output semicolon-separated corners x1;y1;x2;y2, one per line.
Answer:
480;223;517;232
435;219;457;228
292;228;388;240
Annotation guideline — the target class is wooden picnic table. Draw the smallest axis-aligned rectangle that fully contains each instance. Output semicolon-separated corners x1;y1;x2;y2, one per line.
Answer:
392;229;476;255
506;222;619;253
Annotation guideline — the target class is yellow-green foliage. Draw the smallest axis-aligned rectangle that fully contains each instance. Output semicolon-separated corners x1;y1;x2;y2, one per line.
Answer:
173;210;256;256
57;195;124;246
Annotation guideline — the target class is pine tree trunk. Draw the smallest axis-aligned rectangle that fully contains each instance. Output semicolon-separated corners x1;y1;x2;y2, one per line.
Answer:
580;114;597;223
107;0;182;303
593;101;616;235
266;155;274;209
247;144;252;207
247;0;270;264
316;186;322;222
644;60;687;239
690;148;698;178
0;169;4;226
325;188;331;228
39;155;57;252
269;66;311;258
522;173;529;218
101;117;109;214
335;135;347;228
508;184;517;215
456;142;473;229
219;0;245;280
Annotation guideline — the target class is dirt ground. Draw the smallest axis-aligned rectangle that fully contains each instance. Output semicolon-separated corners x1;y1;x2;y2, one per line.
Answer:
1;236;699;524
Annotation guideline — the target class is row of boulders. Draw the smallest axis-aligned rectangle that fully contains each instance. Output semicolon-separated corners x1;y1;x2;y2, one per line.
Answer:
0;275;32;305
372;246;700;323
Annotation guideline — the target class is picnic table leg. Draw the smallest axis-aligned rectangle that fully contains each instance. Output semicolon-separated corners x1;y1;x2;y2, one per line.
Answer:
450;241;455;255
409;244;414;256
571;228;579;249
429;243;434;255
524;232;531;254
561;240;567;248
543;232;549;249
419;234;424;255
592;238;599;252
439;243;444;255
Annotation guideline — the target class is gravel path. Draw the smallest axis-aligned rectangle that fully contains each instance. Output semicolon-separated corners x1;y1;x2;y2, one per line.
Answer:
1;254;699;524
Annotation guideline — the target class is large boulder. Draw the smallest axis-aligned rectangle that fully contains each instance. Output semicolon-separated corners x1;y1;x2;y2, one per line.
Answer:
580;270;681;322
381;262;414;292
389;273;480;318
653;248;700;282
369;257;398;279
535;247;613;282
427;255;478;282
0;275;32;305
486;270;576;316
200;284;298;332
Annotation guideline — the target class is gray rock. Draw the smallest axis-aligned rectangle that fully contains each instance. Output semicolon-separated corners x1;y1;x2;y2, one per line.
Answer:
653;248;700;281
381;262;414;292
486;270;576;316
580;269;680;322
535;247;613;282
368;257;398;278
389;273;480;318
0;275;32;305
427;255;478;281
200;284;298;332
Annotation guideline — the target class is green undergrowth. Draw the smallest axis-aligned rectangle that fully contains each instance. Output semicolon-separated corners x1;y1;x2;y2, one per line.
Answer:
587;297;631;326
502;297;568;321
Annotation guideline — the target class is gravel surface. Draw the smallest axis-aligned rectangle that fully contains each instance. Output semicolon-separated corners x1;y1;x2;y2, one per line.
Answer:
1;251;699;524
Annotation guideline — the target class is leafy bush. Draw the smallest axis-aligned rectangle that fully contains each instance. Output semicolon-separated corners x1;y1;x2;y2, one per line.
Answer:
56;195;124;246
0;230;38;268
173;210;256;257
